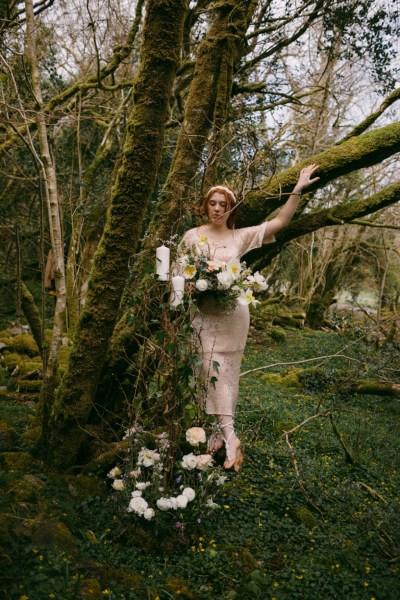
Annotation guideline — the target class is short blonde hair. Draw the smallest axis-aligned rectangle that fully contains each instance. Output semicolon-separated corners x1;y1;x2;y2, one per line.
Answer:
202;184;238;229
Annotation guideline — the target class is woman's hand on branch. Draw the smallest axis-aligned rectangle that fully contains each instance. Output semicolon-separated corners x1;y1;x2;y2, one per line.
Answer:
295;163;320;192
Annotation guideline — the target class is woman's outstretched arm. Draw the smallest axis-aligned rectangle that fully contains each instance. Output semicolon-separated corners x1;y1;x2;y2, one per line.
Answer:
264;163;320;239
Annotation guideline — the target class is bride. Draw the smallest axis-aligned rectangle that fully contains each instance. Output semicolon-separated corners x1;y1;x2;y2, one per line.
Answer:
178;164;320;471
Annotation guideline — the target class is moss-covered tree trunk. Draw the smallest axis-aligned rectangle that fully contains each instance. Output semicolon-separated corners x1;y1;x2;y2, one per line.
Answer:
44;0;187;469
105;0;258;381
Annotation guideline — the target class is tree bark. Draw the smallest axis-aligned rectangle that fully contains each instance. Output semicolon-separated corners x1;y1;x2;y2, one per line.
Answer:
45;0;188;469
24;0;67;434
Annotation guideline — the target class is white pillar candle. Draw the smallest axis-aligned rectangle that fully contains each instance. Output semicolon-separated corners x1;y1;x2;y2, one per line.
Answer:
170;275;185;308
156;245;170;281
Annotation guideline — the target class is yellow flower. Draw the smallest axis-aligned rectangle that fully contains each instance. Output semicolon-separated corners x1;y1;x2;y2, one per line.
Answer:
183;264;196;279
198;234;208;246
19;596;29;600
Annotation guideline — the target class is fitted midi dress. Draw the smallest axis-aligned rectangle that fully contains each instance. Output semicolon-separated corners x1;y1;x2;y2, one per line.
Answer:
180;222;275;416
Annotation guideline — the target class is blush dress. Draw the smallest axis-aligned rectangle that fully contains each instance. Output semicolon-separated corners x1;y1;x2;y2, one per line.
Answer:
180;223;275;416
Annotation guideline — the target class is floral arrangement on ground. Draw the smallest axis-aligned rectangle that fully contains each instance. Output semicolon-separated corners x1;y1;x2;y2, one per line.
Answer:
107;423;228;535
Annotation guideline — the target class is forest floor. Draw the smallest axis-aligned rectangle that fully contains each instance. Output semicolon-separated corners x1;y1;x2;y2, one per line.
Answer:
0;324;399;600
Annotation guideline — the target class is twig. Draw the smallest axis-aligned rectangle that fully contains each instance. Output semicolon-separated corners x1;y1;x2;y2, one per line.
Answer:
240;351;361;377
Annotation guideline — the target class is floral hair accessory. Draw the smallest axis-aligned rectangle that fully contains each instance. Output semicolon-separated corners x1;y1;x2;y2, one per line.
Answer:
207;185;237;204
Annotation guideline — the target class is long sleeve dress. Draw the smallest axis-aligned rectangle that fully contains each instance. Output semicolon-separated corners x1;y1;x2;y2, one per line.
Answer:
180;222;275;417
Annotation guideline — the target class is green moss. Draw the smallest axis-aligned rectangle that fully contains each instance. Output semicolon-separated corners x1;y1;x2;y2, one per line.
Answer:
293;506;318;528
0;420;17;451
3;352;24;371
9;479;38;502
259;371;300;388
269;326;287;342
10;334;39;356
0;451;37;472
17;380;42;393
31;520;78;557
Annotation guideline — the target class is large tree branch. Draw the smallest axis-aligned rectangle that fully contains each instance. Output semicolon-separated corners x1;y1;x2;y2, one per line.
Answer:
248;181;400;268
238;121;400;227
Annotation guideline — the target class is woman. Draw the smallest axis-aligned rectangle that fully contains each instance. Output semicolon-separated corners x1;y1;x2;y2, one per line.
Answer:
179;164;320;471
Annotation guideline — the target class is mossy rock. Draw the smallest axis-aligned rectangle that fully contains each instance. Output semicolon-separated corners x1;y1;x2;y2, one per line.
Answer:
10;334;39;356
222;544;259;576
269;326;287;342
21;426;42;449
0;420;17;451
293;506;318;528
79;578;102;600
31;519;78;557
259;371;300;388
0;389;17;399
66;474;106;498
0;337;12;347
3;352;24;371
9;478;38;502
17;380;42;393
0;451;38;472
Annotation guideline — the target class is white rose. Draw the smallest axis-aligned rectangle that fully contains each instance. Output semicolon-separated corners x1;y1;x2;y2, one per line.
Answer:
181;453;198;470
107;466;121;479
136;481;151;490
111;479;125;491
196;454;213;470
127;496;148;515
143;508;155;520
131;490;142;498
176;494;188;509
195;279;208;291
186;427;206;446
137;448;161;467
217;270;233;289
157;497;172;511
182;487;196;502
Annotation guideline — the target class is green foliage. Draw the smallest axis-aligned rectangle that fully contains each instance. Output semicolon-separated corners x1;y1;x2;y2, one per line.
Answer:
0;327;399;599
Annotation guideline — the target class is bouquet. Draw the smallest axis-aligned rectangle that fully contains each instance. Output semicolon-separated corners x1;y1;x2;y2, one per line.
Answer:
177;234;268;311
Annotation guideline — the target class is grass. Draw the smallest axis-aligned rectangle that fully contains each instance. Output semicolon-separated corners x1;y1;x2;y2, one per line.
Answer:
0;326;399;599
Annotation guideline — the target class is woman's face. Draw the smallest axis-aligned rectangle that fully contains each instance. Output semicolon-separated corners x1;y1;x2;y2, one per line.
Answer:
207;192;231;226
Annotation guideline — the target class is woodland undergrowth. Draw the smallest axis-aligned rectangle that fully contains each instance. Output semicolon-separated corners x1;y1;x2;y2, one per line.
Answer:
0;321;399;600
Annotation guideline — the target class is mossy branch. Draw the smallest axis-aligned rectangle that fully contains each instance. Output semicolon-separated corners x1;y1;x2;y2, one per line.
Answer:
238;121;400;227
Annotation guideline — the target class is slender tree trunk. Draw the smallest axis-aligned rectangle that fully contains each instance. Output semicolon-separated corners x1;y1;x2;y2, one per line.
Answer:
45;0;188;469
24;0;67;433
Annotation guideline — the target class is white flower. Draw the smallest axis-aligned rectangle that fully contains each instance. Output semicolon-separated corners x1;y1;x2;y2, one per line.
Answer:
136;481;151;490
195;279;208;291
111;479;125;491
123;427;136;439
217;270;233;289
226;258;241;280
107;466;121;479
181;453;198;470
137;448;161;467
131;490;142;498
143;508;155;520
127;496;148;515
246;271;268;292
206;498;220;510
176;494;188;509
216;475;228;486
129;468;141;478
186;427;206;446
182;487;196;502
238;289;260;308
183;264;197;279
196;454;213;470
157;497;173;511
170;497;179;510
